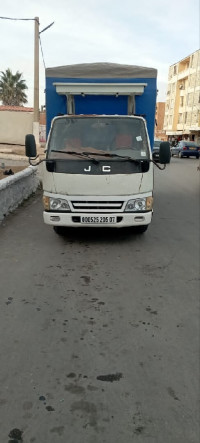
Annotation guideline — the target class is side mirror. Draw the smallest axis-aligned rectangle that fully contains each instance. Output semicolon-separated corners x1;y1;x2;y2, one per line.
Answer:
25;134;37;158
159;142;171;164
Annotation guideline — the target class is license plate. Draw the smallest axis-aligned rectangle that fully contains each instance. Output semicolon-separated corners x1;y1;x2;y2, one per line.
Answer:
189;147;195;150
81;216;116;224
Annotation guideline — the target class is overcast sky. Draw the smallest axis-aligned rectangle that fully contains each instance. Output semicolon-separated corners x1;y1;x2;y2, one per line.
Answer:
0;0;199;107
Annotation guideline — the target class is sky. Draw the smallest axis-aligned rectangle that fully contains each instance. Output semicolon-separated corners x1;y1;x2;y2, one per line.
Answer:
0;0;199;107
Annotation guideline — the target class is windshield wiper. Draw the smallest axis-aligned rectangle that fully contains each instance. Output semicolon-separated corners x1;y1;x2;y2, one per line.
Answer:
50;150;99;163
50;149;147;163
82;151;143;163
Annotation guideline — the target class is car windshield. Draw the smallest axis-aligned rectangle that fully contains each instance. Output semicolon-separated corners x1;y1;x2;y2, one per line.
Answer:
180;141;197;147
48;116;149;160
185;142;198;147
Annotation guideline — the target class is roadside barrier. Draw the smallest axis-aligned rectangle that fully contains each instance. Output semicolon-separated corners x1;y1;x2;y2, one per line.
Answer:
0;166;40;222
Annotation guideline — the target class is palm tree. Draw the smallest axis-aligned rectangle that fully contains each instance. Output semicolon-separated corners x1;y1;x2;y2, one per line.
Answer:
0;68;28;106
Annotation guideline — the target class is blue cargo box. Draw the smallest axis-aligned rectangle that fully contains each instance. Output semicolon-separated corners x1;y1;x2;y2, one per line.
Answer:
45;63;157;149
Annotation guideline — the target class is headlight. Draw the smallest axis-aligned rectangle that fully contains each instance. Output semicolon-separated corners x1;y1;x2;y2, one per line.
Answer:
50;197;70;211
43;196;71;211
125;197;153;212
125;198;146;211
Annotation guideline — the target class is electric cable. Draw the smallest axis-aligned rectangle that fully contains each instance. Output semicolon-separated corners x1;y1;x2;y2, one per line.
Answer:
0;16;37;21
0;16;51;69
39;36;46;69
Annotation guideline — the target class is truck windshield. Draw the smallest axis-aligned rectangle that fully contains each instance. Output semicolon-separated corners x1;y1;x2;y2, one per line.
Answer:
48;116;149;160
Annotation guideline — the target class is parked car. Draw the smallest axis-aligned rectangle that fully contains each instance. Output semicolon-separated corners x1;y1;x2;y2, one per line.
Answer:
152;139;162;161
153;139;171;162
170;144;179;156
171;141;200;159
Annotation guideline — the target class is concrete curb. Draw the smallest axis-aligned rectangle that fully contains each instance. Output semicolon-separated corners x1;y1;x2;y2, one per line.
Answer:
0;153;28;161
0;166;40;222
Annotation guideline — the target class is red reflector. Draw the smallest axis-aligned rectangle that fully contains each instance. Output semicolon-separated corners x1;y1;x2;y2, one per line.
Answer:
183;146;187;150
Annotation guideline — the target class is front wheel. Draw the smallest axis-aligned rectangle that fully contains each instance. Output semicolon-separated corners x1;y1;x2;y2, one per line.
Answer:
53;226;66;235
134;225;149;234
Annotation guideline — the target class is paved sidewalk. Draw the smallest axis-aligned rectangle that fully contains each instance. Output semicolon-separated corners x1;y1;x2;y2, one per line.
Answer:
0;143;45;161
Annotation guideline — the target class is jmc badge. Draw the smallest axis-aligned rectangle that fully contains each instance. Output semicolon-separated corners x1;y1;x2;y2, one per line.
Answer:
84;166;111;172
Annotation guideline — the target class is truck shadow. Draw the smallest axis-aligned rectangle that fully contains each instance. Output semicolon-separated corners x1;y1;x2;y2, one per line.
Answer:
53;226;147;244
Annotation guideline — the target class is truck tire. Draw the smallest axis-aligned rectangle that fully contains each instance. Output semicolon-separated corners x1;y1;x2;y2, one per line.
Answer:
134;225;149;234
53;226;65;235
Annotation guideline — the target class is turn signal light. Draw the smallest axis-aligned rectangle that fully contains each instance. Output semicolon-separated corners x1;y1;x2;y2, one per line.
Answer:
43;196;50;210
146;196;153;210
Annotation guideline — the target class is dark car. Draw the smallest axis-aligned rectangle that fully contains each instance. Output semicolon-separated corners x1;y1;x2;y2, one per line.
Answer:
152;139;162;161
153;139;171;162
172;141;200;159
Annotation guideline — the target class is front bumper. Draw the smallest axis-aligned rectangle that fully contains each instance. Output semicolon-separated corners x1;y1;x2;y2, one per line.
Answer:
43;211;152;228
181;150;199;157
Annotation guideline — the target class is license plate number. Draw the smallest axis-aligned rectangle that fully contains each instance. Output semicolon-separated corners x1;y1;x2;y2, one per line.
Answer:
81;216;116;224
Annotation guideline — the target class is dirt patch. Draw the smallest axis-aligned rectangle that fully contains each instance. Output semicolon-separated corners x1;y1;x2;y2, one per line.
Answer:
96;373;123;382
5;145;25;156
0;165;27;180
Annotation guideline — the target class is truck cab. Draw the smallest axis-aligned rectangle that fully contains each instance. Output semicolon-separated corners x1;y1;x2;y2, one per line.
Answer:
42;114;154;232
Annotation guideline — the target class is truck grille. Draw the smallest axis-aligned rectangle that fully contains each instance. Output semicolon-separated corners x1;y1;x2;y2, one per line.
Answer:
71;201;123;212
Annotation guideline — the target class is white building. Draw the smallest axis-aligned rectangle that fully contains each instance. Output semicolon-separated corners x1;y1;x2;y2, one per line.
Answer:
164;49;200;144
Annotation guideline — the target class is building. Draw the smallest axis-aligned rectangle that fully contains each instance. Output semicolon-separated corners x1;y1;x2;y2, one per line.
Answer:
164;49;200;144
155;102;167;140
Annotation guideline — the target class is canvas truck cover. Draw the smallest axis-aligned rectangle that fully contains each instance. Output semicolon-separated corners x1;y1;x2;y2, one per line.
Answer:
46;62;157;79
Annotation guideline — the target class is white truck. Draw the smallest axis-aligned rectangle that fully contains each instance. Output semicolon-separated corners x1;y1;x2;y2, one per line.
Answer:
26;63;170;234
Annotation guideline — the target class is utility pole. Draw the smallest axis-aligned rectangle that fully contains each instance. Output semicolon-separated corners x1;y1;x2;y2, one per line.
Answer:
33;16;39;144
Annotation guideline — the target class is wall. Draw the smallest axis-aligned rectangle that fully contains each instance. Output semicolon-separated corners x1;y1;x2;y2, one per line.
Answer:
0;166;40;222
155;102;165;130
0;110;34;145
155;102;167;140
39;125;46;143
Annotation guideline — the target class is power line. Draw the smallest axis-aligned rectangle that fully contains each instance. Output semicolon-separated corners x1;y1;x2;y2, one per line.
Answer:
39;22;54;69
0;16;52;69
0;16;37;21
0;15;54;111
39;36;46;69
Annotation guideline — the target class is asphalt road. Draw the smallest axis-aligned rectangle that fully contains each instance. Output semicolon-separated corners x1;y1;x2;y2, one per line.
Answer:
0;157;199;443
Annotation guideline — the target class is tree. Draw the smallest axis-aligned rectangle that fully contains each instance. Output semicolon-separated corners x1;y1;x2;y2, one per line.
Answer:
0;68;28;106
